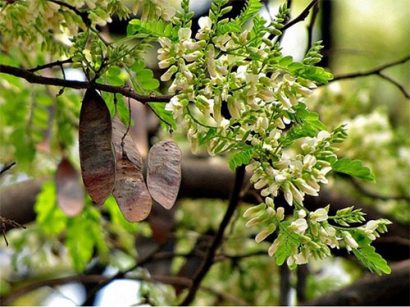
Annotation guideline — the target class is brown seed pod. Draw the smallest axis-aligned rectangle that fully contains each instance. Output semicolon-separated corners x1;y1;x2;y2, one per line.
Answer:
79;89;115;205
147;140;182;209
112;117;152;222
56;158;84;216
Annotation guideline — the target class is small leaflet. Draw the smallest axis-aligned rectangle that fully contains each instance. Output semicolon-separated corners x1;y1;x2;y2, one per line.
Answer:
112;117;152;222
147;140;182;209
79;89;115;205
56;158;84;216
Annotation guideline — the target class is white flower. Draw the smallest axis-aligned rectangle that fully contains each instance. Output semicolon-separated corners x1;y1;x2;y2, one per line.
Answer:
310;207;329;223
178;28;192;40
290;218;308;235
342;231;359;250
165;95;184;118
198;16;212;30
268;238;281;256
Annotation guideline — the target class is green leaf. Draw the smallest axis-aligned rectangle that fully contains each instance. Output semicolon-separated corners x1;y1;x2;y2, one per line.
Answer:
228;148;253;170
148;102;176;130
67;215;95;272
217;0;263;34
352;243;391;275
274;222;300;265
332;158;375;181
282;103;326;146
127;19;177;39
35;181;67;235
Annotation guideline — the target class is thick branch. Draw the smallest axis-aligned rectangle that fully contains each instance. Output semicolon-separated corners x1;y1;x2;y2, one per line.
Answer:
303;259;410;306
0;65;171;103
180;165;246;305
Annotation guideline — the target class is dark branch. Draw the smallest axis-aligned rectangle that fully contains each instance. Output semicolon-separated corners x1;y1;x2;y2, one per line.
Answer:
282;0;318;31
0;64;171;103
351;178;410;202
325;55;410;98
28;59;73;73
306;1;319;51
48;0;91;26
81;245;163;305
332;55;410;80
0;162;16;176
180;165;246;305
303;260;410;306
378;72;410;99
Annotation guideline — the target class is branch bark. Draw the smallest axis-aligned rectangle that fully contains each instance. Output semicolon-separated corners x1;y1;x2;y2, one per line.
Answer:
180;165;246;305
303;259;410;306
0;64;171;103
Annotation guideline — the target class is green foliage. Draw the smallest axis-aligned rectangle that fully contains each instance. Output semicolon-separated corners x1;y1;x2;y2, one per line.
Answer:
127;19;177;39
332;158;375;181
352;233;391;275
274;222;300;266
282;103;327;145
35;181;67;235
229;148;254;170
130;60;160;92
148;102;176;130
217;0;263;34
331;206;366;226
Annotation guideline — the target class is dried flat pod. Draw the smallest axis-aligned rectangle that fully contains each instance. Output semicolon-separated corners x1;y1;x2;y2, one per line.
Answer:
56;158;84;216
112;116;141;165
79;89;115;205
112;117;152;222
147;140;182;209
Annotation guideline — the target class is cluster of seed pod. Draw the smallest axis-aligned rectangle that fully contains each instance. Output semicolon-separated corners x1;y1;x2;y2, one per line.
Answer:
56;88;182;222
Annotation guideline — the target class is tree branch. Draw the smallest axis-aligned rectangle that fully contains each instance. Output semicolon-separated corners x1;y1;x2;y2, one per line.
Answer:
48;0;91;26
332;55;410;80
324;55;410;98
180;165;246;305
378;71;410;99
282;0;318;31
306;1;319;51
303;259;410;306
28;59;73;73
0;161;16;176
0;64;171;103
350;178;410;202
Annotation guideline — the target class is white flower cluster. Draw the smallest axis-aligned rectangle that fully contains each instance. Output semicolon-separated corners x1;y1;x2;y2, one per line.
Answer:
157;8;391;268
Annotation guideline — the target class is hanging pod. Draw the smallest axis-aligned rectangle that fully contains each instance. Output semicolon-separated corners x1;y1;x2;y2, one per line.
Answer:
112;117;152;222
147;140;182;209
56;158;84;216
79;89;115;205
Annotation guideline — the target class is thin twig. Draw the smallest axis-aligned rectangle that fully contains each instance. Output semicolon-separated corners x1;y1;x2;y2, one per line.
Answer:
351;178;410;202
180;165;246;306
282;0;318;31
48;0;90;26
0;64;172;103
306;1;319;51
378;72;410;99
81;245;163;305
328;55;410;98
331;55;410;81
28;59;73;73
0;161;16;176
